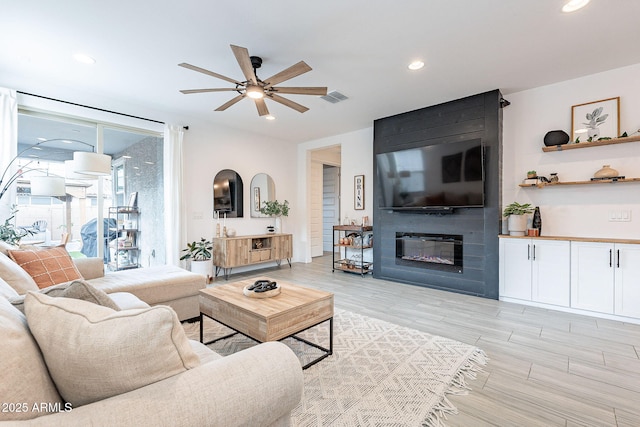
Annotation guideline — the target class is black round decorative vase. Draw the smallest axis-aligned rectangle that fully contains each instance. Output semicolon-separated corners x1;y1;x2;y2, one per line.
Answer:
543;130;570;146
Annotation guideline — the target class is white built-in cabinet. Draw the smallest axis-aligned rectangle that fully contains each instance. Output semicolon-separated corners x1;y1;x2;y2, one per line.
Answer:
500;236;640;322
499;238;570;306
571;241;640;317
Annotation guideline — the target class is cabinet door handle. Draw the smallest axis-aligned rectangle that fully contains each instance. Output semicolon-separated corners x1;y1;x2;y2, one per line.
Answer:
617;249;620;268
532;244;536;261
527;244;530;260
609;249;612;267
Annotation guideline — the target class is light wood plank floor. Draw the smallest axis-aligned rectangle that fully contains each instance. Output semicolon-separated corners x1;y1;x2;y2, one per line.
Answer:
211;255;640;426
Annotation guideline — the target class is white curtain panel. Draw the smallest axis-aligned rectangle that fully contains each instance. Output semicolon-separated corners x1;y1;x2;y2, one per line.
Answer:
163;124;185;266
0;87;18;219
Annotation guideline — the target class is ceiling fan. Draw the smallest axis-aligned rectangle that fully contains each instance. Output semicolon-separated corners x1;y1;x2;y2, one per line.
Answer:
179;44;327;117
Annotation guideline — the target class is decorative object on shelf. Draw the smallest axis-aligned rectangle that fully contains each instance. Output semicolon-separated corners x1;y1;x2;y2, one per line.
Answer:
503;202;534;236
226;228;236;237
593;164;619;179
526;170;537;179
266;225;275;233
571;97;620;142
549;173;559;183
354;175;365;210
543;130;570;147
260;199;289;234
532;206;542;235
362;216;370;226
127;192;138;209
527;228;540;237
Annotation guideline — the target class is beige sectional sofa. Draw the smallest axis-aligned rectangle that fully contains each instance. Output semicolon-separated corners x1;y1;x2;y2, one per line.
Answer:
0;285;304;426
0;241;205;321
0;243;304;426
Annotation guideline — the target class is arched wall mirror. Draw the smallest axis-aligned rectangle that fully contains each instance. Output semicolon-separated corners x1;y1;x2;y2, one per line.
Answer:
250;173;276;218
213;169;244;218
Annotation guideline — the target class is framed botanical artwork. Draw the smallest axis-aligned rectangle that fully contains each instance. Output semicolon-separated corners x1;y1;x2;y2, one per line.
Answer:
571;97;620;142
354;175;364;210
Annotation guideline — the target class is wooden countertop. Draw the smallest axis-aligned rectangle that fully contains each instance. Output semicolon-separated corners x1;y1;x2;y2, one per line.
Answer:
499;234;640;245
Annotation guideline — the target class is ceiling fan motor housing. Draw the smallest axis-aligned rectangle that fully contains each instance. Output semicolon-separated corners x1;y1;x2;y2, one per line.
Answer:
250;56;262;70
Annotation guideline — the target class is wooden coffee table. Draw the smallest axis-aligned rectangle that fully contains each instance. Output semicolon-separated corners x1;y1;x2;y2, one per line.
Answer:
199;278;334;369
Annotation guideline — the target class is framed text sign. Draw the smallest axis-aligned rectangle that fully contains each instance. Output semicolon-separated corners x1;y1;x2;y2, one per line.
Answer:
354;175;364;210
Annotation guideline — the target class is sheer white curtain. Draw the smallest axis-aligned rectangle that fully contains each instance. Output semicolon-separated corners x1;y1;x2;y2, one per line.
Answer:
163;124;185;266
0;87;18;220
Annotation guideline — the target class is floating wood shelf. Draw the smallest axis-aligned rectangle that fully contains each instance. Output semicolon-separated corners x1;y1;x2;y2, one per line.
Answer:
520;178;640;188
541;134;640;152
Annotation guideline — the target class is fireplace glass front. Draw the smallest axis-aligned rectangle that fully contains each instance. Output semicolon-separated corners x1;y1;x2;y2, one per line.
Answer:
396;232;463;273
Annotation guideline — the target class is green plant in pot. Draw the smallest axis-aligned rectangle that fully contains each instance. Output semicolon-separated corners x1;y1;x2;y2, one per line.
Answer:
0;206;33;245
503;202;534;236
180;238;213;281
260;199;289;233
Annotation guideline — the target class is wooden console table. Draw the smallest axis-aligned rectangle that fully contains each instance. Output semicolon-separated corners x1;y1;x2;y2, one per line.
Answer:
212;233;292;279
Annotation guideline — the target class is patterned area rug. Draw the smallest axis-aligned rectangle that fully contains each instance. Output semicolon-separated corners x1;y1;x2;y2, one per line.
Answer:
184;309;487;426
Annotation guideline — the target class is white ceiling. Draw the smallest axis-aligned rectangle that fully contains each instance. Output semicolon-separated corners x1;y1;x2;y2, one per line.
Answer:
2;0;640;144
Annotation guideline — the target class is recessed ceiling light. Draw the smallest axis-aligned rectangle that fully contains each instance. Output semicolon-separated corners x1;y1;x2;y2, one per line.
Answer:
265;115;275;121
122;155;132;159
37;137;47;141
408;61;425;71
73;53;96;64
562;0;590;12
144;161;154;165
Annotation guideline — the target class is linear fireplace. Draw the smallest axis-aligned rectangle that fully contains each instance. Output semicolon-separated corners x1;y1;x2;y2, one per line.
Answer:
396;233;463;274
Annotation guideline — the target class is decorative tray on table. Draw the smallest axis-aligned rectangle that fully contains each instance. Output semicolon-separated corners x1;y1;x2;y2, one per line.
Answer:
243;279;281;298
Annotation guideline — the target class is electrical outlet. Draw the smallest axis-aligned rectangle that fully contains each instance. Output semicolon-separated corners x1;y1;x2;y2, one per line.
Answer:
609;210;632;222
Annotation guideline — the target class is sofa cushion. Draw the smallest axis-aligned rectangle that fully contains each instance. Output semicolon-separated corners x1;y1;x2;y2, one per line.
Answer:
0;240;17;256
0;276;19;299
0;297;64;421
87;264;205;305
24;292;201;407
9;280;120;313
0;251;39;294
8;246;82;289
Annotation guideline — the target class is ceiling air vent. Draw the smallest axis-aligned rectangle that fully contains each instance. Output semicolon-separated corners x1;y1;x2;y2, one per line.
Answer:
320;90;349;104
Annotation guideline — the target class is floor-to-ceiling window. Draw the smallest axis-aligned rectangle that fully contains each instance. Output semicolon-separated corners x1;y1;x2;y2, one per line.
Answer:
14;111;164;268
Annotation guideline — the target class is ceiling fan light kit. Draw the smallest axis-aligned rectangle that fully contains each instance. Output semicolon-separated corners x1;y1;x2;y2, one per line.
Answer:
179;44;327;117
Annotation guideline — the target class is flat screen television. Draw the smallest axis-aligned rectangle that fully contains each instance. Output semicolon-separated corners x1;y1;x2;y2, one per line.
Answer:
376;138;484;210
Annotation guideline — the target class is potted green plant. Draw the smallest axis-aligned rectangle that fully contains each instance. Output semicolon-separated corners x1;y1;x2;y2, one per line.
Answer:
180;238;213;281
503;202;534;236
0;206;32;245
260;200;289;233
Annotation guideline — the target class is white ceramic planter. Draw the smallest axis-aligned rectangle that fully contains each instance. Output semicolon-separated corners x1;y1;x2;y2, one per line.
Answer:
508;214;527;236
190;259;213;282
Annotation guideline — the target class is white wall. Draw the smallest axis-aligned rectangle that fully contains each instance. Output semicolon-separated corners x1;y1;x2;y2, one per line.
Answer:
297;127;373;262
503;63;640;239
182;121;300;259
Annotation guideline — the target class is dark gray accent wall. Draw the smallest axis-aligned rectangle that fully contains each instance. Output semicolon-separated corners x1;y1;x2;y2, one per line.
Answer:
373;90;502;299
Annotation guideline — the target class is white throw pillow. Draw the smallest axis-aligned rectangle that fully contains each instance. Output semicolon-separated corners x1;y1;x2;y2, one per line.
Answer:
0;297;63;421
24;292;201;407
0;251;38;294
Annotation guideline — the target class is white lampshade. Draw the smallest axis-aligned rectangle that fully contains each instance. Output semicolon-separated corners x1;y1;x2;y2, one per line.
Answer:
73;152;112;176
31;176;66;196
65;160;98;180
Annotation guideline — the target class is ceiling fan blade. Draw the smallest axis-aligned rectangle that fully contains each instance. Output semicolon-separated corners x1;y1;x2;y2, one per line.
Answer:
180;88;240;94
268;94;309;113
254;98;270;116
178;63;242;85
263;61;312;88
215;94;246;111
230;45;257;85
270;86;328;96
